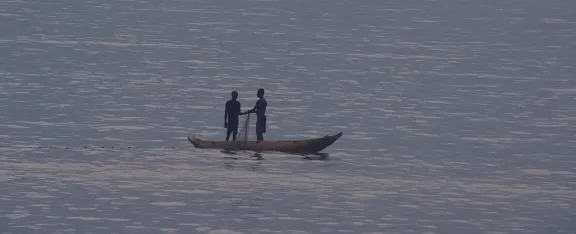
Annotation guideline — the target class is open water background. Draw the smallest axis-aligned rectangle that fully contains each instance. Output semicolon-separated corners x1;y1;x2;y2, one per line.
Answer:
1;0;575;233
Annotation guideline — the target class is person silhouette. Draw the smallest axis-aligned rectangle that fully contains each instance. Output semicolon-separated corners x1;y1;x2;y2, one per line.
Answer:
244;88;267;141
224;91;242;141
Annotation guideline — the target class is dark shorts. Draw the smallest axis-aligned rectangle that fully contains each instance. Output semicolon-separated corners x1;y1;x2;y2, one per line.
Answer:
256;115;266;133
227;124;238;131
228;118;239;127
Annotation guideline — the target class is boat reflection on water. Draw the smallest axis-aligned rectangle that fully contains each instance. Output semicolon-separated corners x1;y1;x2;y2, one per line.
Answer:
219;149;329;160
220;149;263;160
250;152;263;160
301;152;330;160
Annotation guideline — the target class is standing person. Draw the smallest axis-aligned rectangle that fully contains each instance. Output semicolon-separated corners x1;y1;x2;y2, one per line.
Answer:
244;88;267;141
224;91;242;141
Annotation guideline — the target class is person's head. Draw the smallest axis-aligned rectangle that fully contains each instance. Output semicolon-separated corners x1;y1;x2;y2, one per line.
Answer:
257;88;265;98
231;91;238;100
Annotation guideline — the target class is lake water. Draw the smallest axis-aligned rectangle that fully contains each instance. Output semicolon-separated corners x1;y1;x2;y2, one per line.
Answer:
1;0;575;233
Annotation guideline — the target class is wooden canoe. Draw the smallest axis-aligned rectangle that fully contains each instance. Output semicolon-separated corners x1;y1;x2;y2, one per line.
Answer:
188;132;343;154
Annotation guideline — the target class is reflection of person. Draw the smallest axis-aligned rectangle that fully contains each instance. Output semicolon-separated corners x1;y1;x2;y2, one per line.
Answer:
224;91;242;141
244;88;267;141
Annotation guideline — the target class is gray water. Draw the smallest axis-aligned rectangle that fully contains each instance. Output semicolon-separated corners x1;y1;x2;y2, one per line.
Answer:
1;0;575;233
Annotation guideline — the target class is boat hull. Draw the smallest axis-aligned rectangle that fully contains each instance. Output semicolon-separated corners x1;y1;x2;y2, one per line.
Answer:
188;132;343;153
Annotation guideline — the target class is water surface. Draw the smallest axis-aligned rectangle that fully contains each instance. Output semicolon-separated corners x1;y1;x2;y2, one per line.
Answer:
1;0;575;233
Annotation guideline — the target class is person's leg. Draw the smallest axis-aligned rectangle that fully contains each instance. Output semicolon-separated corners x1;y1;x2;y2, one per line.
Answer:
232;126;238;141
226;127;232;141
255;118;261;141
258;116;266;141
256;132;263;141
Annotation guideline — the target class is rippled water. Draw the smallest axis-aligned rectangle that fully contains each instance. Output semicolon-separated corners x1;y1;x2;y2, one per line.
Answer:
1;0;575;233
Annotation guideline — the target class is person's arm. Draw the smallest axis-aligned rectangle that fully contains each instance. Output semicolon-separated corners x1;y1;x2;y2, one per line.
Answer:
246;101;259;114
242;104;253;114
224;103;228;127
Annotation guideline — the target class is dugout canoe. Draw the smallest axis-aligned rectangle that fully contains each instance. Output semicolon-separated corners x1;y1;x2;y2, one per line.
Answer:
187;132;343;154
